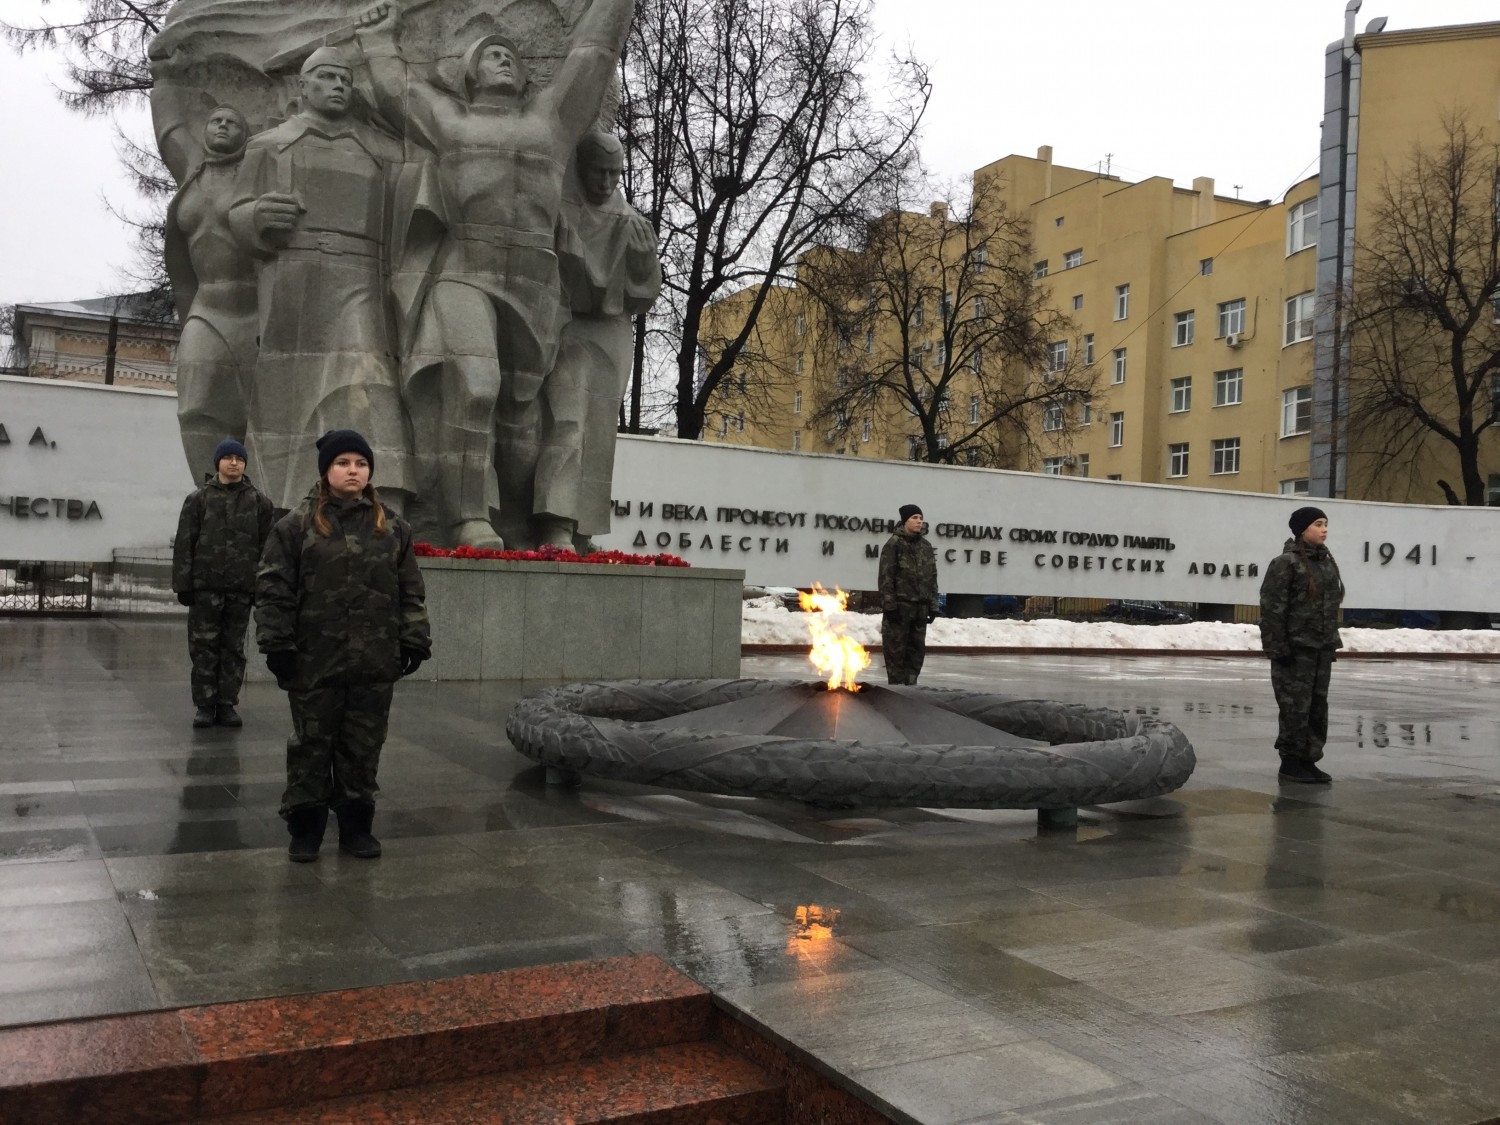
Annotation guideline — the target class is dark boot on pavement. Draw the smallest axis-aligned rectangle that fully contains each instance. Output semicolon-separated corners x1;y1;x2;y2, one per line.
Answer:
216;704;242;727
1278;759;1331;784
336;801;382;859
192;706;216;729
287;806;329;863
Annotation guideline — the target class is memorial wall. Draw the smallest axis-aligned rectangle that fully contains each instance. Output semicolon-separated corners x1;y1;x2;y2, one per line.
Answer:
3;373;1497;612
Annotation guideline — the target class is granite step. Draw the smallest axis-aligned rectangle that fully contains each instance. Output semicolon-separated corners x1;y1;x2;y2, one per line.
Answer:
199;1040;784;1124
0;955;769;1124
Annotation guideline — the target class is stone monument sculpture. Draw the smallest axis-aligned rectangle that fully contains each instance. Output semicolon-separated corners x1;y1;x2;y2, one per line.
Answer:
162;105;259;480
550;132;662;547
146;0;655;544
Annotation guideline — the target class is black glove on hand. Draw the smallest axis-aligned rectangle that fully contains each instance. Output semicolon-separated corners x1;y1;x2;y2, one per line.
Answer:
400;646;427;677
266;650;297;683
176;591;194;607
1270;648;1293;666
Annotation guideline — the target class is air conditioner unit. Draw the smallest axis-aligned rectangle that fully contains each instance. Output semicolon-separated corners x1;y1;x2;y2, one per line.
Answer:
1225;332;1243;348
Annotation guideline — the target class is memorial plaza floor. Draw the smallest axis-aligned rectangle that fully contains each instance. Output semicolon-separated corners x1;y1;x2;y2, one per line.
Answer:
3;617;1500;1123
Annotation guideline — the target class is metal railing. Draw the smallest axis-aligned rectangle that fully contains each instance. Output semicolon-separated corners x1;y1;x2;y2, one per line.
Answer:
0;561;96;615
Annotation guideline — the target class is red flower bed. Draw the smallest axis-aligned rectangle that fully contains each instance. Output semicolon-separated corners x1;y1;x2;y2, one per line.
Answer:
414;542;690;567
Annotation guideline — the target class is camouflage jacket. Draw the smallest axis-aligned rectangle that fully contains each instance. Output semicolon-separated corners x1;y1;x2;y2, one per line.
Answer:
254;493;431;690
171;477;275;594
1258;537;1344;656
878;528;939;613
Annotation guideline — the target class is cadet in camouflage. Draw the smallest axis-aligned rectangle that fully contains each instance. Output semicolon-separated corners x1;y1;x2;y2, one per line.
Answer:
255;430;431;862
172;439;275;728
1259;506;1343;784
879;503;940;685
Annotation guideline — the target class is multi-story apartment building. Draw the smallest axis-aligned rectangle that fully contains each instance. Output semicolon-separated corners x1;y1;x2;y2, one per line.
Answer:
705;14;1500;505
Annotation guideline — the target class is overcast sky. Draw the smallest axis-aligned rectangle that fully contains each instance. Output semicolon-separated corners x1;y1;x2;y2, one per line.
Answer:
2;0;1496;311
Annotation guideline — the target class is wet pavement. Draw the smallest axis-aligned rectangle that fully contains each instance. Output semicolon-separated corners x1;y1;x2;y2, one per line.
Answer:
3;617;1500;1124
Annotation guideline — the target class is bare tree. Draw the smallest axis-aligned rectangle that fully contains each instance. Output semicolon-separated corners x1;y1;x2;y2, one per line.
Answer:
4;1;175;305
618;0;929;440
797;178;1090;465
1344;118;1500;505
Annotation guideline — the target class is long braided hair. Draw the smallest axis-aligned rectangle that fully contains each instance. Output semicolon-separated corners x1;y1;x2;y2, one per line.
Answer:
1292;534;1318;597
311;478;388;537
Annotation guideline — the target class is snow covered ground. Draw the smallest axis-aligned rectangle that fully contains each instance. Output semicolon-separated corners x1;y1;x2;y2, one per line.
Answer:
741;597;1500;655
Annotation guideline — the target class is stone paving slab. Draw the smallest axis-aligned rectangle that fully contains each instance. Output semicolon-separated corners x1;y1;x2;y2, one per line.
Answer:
2;617;1500;1123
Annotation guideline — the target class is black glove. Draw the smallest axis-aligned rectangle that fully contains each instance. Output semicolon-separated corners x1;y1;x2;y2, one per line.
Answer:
266;650;297;683
176;591;194;607
926;609;939;625
400;646;427;677
1269;648;1292;666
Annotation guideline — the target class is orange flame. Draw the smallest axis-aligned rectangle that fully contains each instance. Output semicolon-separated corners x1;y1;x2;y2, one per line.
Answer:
797;584;870;691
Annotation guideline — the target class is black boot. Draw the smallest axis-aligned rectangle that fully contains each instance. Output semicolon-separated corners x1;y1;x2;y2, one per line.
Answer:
216;704;242;727
192;706;216;729
335;801;382;859
287;806;329;863
1278;758;1331;784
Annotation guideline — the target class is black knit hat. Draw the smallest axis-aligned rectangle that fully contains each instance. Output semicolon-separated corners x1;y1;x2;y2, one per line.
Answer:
316;429;375;478
898;504;922;522
1288;506;1327;538
212;439;247;468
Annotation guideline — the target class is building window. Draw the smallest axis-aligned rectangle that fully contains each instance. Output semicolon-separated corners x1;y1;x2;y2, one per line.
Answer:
1043;456;1065;476
907;436;921;460
1281;385;1312;436
966;448;980;466
1214;367;1243;407
1033;260;1049;279
795;313;806;337
836;328;850;352
909;347;924;371
1083;333;1095;365
864;328;874;353
1114;284;1130;320
1107;474;1123;481
936;434;949;450
1072;294;1084;311
1284;292;1315;345
1217;298;1246;338
973;245;987;274
973;296;984;320
1054;216;1065;227
1211;437;1240;475
940;292;953;318
861;416;871;443
1280;478;1310;496
1080;395;1093;425
972;347;983;374
735;411;745;432
718;415;728;436
938;388;950;413
1042;402;1064;432
913;301;924;327
1108;411;1124;447
1111;348;1127;384
835;370;848;390
1048;340;1068;371
1287;198;1318;254
1063;248;1083;270
793;390;802;414
1200;257;1214;275
969;394;980;424
1076;453;1090;477
1168;443;1189;478
935;339;947;369
1170;376;1192;413
792;431;801;451
835;406;848;428
1173;310;1195;347
795;352;804;374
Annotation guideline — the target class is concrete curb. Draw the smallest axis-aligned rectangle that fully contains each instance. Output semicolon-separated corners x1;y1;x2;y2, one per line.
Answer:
742;644;1500;661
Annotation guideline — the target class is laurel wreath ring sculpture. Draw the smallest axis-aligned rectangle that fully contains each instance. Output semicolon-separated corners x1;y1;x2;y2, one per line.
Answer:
506;678;1196;810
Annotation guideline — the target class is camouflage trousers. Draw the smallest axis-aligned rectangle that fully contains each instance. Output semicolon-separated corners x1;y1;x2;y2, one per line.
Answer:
187;592;253;708
882;604;929;685
1270;648;1334;764
280;682;395;817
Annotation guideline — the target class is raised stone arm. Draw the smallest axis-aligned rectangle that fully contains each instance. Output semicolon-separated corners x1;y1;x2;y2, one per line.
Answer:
548;0;636;138
354;2;447;143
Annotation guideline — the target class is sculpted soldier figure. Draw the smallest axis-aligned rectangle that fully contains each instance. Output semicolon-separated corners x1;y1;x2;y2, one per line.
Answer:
228;47;437;514
355;0;636;548
545;132;662;547
162;106;259;478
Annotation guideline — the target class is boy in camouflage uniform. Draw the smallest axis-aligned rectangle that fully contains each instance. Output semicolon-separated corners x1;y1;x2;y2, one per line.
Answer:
879;504;940;684
172;439;275;728
1259;506;1343;783
256;430;431;862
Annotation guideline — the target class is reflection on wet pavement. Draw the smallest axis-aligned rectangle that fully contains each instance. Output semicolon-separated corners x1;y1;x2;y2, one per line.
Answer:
3;622;1500;1122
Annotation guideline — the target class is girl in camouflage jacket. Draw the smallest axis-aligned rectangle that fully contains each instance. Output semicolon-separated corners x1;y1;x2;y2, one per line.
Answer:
255;430;432;861
1258;506;1342;784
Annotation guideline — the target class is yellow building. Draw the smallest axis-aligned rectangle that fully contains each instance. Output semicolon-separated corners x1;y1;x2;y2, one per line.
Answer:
704;149;1320;497
5;295;179;390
